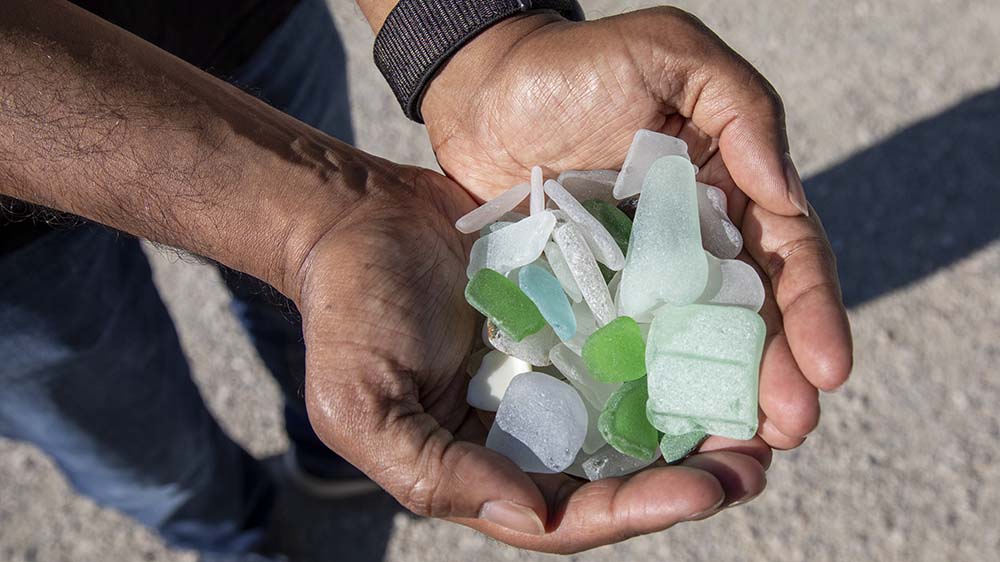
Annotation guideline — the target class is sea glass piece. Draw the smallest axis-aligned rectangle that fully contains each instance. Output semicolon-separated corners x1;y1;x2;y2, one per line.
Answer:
466;350;533;411
619;155;708;317
486;423;552;473
599;378;659;460
582;400;608;454
488;321;560;366
563;300;598;355
581;445;661;481
659;431;706;464
493;372;588;473
698;253;766;312
465;269;545;341
582;316;646;383
549;344;621;409
557;170;618;203
455;182;530;234
518;264;577;341
543;242;583;303
613;130;690;199
545;180;625;271
480;221;513;237
530;166;545;215
646;304;765;440
552;222;616;326
697;183;743;259
582;199;632;255
467;211;556;278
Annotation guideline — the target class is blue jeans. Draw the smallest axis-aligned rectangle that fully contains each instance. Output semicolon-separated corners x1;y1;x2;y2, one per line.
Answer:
0;0;353;555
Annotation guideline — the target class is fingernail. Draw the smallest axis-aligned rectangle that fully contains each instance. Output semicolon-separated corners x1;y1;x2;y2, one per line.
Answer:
479;500;545;535
686;495;725;521
783;153;809;217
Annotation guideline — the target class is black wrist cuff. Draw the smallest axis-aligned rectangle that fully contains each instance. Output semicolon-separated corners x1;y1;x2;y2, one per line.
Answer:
373;0;585;123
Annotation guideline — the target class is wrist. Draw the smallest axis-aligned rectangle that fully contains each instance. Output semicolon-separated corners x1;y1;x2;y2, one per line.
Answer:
419;12;565;130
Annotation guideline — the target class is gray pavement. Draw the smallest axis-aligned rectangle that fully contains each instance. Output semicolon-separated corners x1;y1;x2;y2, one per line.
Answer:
2;1;999;561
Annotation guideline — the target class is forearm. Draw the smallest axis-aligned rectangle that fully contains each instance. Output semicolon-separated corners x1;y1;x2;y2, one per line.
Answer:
0;0;373;300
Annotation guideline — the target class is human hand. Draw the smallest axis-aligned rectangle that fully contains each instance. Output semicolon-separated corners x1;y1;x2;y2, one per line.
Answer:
292;162;768;553
420;7;853;450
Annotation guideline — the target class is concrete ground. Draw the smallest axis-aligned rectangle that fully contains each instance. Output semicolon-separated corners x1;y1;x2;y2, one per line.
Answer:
2;1;999;560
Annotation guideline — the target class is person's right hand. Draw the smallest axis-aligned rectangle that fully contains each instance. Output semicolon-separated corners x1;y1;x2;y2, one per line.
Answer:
289;159;770;553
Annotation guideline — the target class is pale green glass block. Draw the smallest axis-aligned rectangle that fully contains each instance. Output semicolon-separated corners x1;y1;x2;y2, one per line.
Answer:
646;304;765;440
519;264;577;340
659;431;706;463
619;156;708;317
467;211;555;278
549;344;621;410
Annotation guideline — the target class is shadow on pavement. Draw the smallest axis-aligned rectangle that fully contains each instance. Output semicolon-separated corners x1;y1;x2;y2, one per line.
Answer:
806;86;1000;307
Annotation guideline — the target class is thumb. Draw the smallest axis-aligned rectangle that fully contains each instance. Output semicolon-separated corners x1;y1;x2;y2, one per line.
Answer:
682;44;809;217
304;366;549;535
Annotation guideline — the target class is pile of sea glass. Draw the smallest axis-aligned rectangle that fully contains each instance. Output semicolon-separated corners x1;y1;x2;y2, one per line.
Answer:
458;130;766;481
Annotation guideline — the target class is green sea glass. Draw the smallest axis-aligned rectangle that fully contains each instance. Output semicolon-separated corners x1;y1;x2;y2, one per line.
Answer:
582;316;646;383
646;304;765;440
465;268;545;341
598;378;659;460
659;431;706;463
582;199;632;255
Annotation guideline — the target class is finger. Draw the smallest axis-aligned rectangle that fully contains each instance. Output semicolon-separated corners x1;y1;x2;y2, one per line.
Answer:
681;45;808;217
452;465;725;554
758;414;807;450
741;202;854;391
680;451;767;507
698;434;773;470
759;332;820;438
306;370;548;535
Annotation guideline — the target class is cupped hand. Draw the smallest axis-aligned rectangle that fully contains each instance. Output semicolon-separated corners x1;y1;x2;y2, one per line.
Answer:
420;6;853;450
293;163;767;552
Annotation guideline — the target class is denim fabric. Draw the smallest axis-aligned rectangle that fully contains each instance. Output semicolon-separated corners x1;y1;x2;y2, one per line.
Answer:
0;0;354;555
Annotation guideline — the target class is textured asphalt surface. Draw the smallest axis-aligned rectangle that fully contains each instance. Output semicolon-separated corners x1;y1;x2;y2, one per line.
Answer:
2;1;999;561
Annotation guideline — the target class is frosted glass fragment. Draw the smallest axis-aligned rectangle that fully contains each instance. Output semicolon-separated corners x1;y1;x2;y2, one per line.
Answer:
660;431;706;464
619;156;708;317
465;268;545;341
493;373;588;473
486;423;553;473
582;400;608;454
646;304;765;440
581;445;661;481
549;344;621;409
480;221;513;237
553;222;616;327
544;242;583;303
698;183;743;259
563;451;589;479
563;301;598;355
488;321;560;366
544;180;625;271
466;350;533;411
698;253;765;312
467;211;556;278
557;169;618;203
519;264;577;340
613;130;690;199
455;182;530;234
530;166;545;215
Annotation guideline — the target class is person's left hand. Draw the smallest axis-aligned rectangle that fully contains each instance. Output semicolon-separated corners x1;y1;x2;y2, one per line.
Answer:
420;7;853;452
